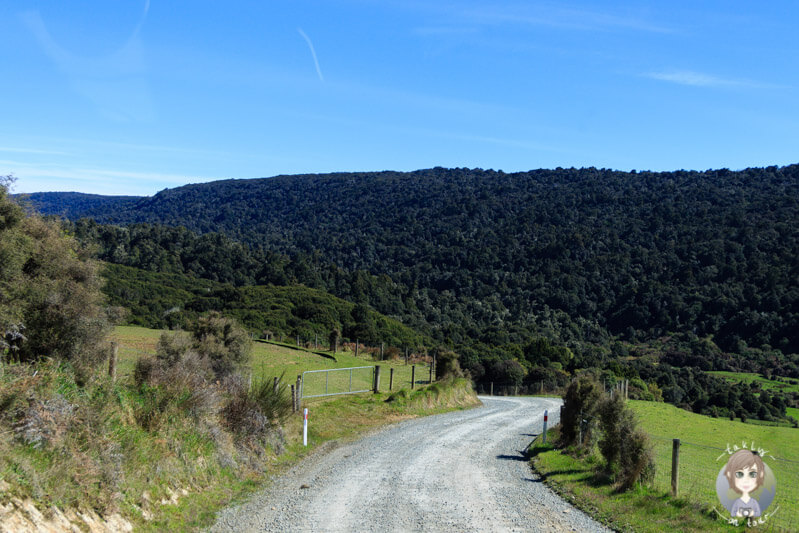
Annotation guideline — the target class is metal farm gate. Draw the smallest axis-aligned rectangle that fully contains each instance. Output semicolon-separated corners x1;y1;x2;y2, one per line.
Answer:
300;366;375;399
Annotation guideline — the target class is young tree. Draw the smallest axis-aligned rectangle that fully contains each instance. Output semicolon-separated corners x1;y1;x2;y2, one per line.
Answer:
329;328;340;353
191;311;251;378
1;176;110;372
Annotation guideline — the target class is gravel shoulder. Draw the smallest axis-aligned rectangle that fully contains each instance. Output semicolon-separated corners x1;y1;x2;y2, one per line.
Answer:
210;396;611;532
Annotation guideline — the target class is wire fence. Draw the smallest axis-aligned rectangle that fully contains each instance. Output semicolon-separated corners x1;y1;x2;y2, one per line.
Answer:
650;436;798;531
300;363;433;399
473;381;562;397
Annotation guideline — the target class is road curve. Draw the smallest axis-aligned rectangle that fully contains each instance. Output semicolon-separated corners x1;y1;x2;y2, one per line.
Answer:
210;396;610;532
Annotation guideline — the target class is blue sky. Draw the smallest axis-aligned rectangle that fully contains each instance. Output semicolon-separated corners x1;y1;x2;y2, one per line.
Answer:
1;1;797;195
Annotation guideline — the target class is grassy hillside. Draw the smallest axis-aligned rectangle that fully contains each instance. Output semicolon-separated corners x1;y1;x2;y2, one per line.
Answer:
111;325;433;393
533;400;798;532
707;371;799;394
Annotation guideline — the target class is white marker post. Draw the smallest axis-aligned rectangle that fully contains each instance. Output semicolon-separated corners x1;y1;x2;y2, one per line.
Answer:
303;408;309;446
542;409;548;444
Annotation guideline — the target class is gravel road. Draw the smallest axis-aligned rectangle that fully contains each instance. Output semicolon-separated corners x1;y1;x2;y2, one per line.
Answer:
210;396;611;532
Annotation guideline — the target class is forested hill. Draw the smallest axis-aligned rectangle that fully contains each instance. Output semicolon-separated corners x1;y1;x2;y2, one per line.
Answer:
23;191;142;219
25;165;799;361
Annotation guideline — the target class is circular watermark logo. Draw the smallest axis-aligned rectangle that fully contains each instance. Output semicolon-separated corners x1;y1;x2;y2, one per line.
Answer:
714;442;778;527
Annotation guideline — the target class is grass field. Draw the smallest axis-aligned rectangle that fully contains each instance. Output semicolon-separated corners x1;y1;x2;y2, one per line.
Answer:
533;400;799;532
631;400;798;531
110;325;431;395
707;370;799;394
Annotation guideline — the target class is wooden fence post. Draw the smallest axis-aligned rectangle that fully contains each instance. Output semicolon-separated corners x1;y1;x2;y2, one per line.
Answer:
355;340;359;359
273;376;279;395
411;365;416;389
296;375;303;407
428;362;433;384
389;368;395;391
108;342;118;383
671;438;681;497
490;382;494;396
291;385;296;412
380;343;384;360
373;365;382;393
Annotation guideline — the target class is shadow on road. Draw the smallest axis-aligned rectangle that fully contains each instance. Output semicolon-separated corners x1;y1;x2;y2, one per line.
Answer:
496;453;528;462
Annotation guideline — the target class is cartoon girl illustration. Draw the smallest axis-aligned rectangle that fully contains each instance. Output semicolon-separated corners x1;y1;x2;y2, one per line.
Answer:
723;449;765;518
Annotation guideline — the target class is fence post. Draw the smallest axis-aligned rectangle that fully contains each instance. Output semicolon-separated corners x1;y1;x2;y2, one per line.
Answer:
291;385;296;412
303;408;308;446
543;410;548;444
355;340;359;359
274;376;279;395
296;375;303;408
373;365;381;393
671;438;681;497
108;342;118;383
428;361;433;384
389;368;395;391
490;382;494;396
411;365;416;389
381;343;384;360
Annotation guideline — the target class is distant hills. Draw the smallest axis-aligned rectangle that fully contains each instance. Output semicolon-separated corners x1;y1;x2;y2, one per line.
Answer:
22;165;799;371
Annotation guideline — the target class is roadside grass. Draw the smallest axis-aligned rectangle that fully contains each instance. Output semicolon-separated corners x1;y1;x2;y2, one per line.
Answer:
532;401;799;532
142;378;479;531
0;326;471;532
530;429;730;533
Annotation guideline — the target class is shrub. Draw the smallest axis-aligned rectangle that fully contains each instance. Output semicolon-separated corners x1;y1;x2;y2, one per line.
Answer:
191;312;251;378
0;181;110;372
133;351;217;430
618;426;655;490
156;331;192;367
597;393;655;489
559;375;602;448
434;348;463;380
221;374;290;452
597;393;632;468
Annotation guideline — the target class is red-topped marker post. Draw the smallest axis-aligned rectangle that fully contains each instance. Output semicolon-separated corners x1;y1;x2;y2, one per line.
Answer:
542;410;548;444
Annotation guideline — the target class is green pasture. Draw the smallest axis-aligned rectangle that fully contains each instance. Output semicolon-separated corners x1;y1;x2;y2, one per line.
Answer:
630;400;798;531
110;326;430;394
706;371;799;394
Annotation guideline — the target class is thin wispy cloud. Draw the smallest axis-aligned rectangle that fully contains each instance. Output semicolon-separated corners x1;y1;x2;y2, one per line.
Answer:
1;159;202;195
645;70;783;89
20;2;154;122
298;28;324;82
440;3;672;34
0;146;68;156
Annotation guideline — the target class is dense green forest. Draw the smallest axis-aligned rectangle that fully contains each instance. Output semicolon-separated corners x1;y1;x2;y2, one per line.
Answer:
23;165;799;421
102;263;425;350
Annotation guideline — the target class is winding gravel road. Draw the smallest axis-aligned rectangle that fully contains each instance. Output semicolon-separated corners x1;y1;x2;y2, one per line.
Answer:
210;396;611;532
